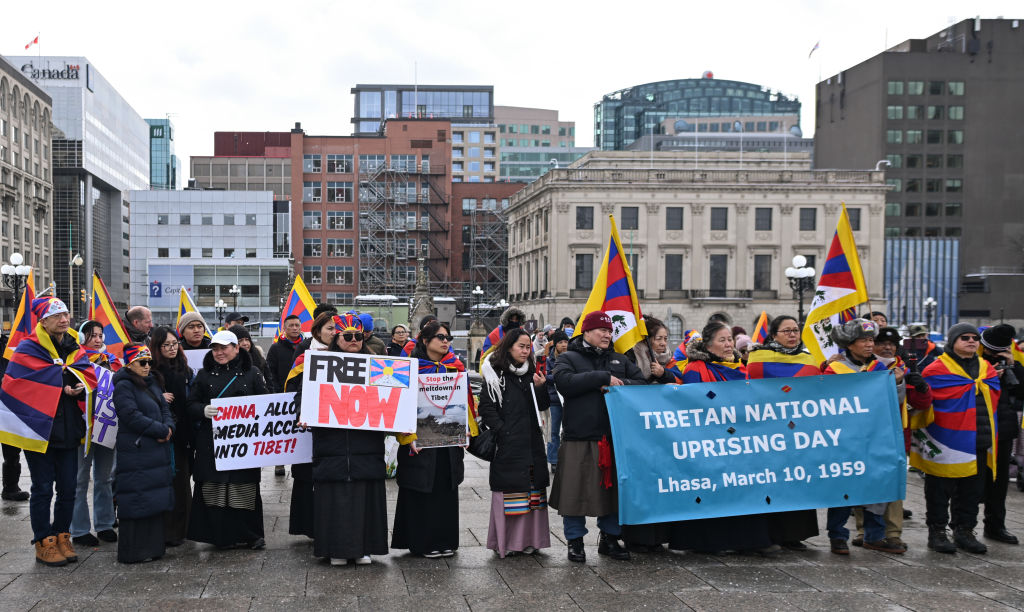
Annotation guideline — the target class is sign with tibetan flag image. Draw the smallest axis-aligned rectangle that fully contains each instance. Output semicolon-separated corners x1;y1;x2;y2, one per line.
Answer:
801;204;870;364
299;350;418;432
573;215;647;354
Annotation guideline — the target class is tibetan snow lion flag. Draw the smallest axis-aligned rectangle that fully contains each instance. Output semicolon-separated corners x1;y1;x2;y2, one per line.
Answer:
801;204;870;364
573;215;647;354
176;286;211;338
89;272;131;362
277;276;317;340
2;269;35;361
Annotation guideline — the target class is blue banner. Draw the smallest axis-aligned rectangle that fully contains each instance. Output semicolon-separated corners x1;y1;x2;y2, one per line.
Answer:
605;372;906;524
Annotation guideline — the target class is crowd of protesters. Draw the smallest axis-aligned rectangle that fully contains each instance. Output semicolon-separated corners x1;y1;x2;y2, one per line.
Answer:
1;295;1022;569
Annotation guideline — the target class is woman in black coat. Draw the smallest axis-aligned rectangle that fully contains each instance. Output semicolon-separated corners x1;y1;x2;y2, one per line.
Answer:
187;331;269;550
113;343;176;563
478;328;551;558
149;327;194;546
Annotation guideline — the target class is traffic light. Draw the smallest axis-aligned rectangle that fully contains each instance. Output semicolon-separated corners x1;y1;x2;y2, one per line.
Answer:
80;288;87;302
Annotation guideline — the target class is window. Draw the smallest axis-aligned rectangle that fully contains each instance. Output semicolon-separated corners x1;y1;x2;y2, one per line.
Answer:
928;81;944;95
452;148;463;158
799;208;817;231
202;216;213;225
180;248;191;257
905;203;921;216
327;266;354;285
886;105;904;120
224;214;235;225
847;207;862;231
303;266;321;284
886;81;904;95
224;248;234;258
468;161;480;172
907;81;924;95
926;130;943;144
484;148;495;158
948;81;964;96
303;181;322;202
947;130;964;145
246;214;257;225
905;130;922;144
303;211;322;229
467;147;480;158
483;162;495;173
326;154;352;173
157;248;169;257
885;154;902;168
179;214;191;225
452;132;463;143
945;179;963;193
925;202;941;217
303;154;321;173
710;207;728;231
452;162;463;173
575;254;594;290
484;132;495;144
666;207;683;230
621;206;639;230
576;206;594;230
157;214;168;225
202;248;213;257
946;154;963;168
925;179;941;192
754;254;772;291
709;254;728;296
327;238;354;257
886;130;902;144
905;154;922;168
927;105;944;120
358;155;384;173
665;254;683;291
885;203;901;217
945;227;962;237
327;211;353;230
303;238;322;257
468;131;481;144
327;182;353;202
886;178;902;192
926;154;942;168
945;202;962;217
754;207;772;231
905;105;924;119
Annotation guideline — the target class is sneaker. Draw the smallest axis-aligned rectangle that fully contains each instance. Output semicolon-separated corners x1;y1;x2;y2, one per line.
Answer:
423;550;445;558
830;538;850;555
34;536;68;567
97;529;118;543
330;558;347;566
72;533;100;547
441;549;455;557
953;528;987;554
864;538;907;554
355;555;372;565
56;533;78;563
249;538;266;550
522;546;537;555
567;537;586;563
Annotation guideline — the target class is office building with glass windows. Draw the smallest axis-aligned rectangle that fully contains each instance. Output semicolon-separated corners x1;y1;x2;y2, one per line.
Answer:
594;75;802;151
814;18;1024;324
146;118;179;189
494;106;593;183
9;55;149;307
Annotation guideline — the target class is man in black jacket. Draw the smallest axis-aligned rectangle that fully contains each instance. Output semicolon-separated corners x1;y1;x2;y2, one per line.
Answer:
178;312;211;350
124;306;153;344
550;311;645;563
266;315;303;393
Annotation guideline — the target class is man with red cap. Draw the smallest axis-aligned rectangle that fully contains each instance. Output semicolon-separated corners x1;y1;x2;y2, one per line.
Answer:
550;310;645;563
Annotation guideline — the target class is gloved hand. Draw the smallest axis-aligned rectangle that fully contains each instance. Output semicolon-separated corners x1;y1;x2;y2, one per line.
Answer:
204;404;218;419
905;371;929;394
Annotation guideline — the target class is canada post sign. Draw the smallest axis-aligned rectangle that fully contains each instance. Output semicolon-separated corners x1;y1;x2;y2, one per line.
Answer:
299;350;418;433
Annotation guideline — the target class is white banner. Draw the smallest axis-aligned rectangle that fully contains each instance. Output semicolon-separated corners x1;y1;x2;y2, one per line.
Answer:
185;349;210;377
299;350;417;432
90;365;118;449
212;392;312;471
416;372;469;448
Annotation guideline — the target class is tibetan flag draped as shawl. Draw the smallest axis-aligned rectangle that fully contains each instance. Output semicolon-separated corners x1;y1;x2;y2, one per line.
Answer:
746;348;821;379
0;323;98;452
682;360;747;383
910;353;1000;479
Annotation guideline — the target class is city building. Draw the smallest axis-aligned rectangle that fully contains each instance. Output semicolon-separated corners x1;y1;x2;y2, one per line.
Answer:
146;118;179;189
128;189;291;326
594;75;802;151
10;55;149;307
505;151;888;345
625;132;813;158
814;18;1024;325
452;181;526;311
351;84;497;183
494;106;593;183
0;55;53;323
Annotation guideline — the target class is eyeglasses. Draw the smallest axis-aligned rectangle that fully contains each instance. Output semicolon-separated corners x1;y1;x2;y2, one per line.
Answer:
433;334;453;343
777;329;801;335
341;332;364;342
136;360;153;367
960;335;980;341
161;341;179;349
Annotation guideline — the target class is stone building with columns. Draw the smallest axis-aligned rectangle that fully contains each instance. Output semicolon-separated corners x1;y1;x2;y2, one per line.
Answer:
504;151;888;344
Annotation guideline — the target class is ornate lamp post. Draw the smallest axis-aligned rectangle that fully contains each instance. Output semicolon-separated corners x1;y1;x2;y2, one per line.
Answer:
1;253;32;327
68;253;83;320
471;285;484;325
229;284;241;310
215;299;228;329
923;296;937;334
784;255;816;326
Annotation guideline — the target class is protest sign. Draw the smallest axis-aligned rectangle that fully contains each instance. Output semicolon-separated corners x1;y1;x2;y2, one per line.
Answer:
212;392;312;471
90;365;118;449
416;372;469;448
185;349;210;377
605;371;906;525
299;350;417;432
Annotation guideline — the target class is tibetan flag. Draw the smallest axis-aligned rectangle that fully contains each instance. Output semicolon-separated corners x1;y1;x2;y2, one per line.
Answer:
672;329;699;364
682;360;746;383
751;311;769;345
0;323;98;453
573;215;647;354
176;286;211;338
801;203;870;365
3;269;35;361
480;326;506;362
746;348;821;379
88;272;130;362
1014;341;1024;369
277;276;317;340
369;358;411;388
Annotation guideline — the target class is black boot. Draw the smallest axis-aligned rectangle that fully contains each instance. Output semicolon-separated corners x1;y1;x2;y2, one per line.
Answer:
927;526;957;553
953;528;987;554
0;458;28;502
597;532;631;560
983;526;1019;545
567;537;585;563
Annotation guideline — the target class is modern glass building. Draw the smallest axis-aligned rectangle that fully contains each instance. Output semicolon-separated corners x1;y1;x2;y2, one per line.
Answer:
351;84;493;134
146;118;178;189
594;76;802;150
884;237;959;331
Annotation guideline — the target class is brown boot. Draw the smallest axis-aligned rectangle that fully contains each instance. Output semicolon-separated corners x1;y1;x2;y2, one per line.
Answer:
35;536;68;567
56;533;78;562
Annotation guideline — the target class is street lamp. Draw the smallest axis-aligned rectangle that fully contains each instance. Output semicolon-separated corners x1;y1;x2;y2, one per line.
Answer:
229;284;241;310
215;299;228;329
2;253;32;327
471;285;484;325
923;296;937;334
68;253;83;320
784;255;816;326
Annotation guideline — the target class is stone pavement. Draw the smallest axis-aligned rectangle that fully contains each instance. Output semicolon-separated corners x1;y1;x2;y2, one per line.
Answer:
2;456;1024;611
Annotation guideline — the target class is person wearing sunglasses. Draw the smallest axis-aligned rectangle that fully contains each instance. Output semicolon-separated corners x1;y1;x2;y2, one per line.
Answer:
112;343;175;563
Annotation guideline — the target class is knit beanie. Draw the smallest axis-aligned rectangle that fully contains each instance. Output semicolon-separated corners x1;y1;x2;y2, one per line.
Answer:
946;322;979;345
177;311;205;333
580;311;613;333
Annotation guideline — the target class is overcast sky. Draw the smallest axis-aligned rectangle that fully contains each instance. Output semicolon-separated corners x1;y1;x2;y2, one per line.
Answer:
3;0;1019;175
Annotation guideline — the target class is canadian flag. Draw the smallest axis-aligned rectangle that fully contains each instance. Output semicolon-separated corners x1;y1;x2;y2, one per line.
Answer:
25;36;38;50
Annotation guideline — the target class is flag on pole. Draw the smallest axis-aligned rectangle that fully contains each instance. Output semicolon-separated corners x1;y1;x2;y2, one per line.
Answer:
176;286;211;338
25;35;39;50
88;272;131;362
808;41;820;59
801;204;870;364
277;276;317;340
751;310;769;345
573;215;647;354
2;270;35;361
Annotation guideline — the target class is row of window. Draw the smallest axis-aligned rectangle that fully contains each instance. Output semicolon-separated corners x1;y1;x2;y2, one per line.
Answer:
452;147;495;159
885;129;964;145
156;214;257;226
886;105;964;120
155;247;258;258
885;202;962;217
887;81;965;96
452;161;495;174
302;154;428;174
451;131;495;145
573;205;863;233
884;153;962;169
501;139;574;148
302;266;355;285
192;285;261;298
302;211;354;230
302;238;354;258
0;222;44;246
884;226;962;237
570;252;785;293
498;124;574;137
460;198;510;212
885;178;963;193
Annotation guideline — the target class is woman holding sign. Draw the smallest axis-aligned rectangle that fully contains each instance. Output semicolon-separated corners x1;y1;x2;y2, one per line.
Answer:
478;327;552;558
669;320;779;556
112;344;175;563
392;321;467;558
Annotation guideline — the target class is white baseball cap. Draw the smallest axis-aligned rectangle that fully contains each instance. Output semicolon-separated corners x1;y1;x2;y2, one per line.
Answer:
210;330;238;346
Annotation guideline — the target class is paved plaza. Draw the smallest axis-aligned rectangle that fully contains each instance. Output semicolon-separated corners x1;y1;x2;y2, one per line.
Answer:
1;457;1024;611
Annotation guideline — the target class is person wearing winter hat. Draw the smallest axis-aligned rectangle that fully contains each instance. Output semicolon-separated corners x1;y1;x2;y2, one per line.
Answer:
480;306;527;362
978;324;1023;545
544;329;570;471
910;322;998;554
177;312;211;350
355;312;386;355
550;310;645;563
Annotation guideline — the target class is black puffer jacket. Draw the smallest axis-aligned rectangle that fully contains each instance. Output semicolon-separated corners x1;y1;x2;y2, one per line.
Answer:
113;369;175;519
267;335;303;393
155;361;194;449
51;333;87;449
478;355;551;492
553;336;645;441
187;349;268;483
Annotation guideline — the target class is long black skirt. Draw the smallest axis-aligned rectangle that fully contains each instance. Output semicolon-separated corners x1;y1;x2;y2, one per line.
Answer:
768;509;818;543
119;514;166;563
313;479;388;560
668;513;773;553
163;445;191;543
392;449;459;555
187;482;264;547
621;522;669;547
289;477;314;537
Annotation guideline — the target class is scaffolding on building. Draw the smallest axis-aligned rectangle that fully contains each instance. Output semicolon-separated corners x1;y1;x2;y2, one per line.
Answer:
465;199;508;308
